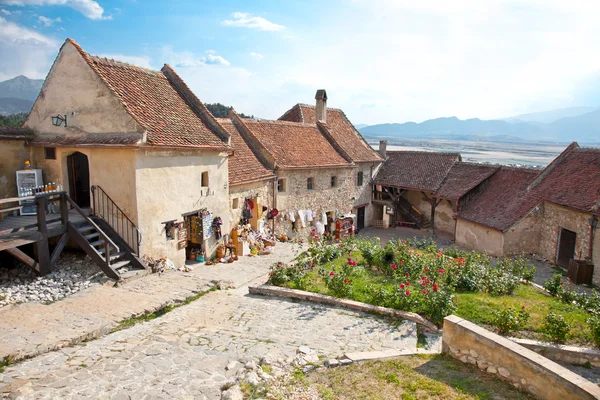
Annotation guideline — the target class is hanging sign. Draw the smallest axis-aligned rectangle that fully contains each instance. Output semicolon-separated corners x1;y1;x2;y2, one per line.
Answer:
177;240;187;250
178;228;188;241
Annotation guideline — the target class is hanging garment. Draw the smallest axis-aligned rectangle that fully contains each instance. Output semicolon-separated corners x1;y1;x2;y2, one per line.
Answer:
316;221;325;235
298;210;306;228
289;210;296;222
321;212;328;225
306;210;313;222
212;217;223;240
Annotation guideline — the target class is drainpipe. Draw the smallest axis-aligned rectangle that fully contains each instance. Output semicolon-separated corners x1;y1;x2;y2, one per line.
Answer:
589;216;598;260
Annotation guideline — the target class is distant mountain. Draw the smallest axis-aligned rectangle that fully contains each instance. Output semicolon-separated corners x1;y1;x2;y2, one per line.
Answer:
502;106;598;124
547;108;600;143
0;75;43;101
354;124;369;129
0;98;33;116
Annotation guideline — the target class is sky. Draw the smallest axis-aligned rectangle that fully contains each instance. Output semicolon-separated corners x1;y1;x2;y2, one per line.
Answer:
1;0;600;125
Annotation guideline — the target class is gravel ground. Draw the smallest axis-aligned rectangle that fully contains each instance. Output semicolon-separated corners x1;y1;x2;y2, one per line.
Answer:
0;251;108;307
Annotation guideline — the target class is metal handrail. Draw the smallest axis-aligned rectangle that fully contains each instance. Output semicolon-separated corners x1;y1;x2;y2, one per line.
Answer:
90;185;141;255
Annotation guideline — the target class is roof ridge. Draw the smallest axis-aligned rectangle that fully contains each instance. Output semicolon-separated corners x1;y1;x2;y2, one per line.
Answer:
89;55;160;76
387;150;461;156
527;141;579;190
257;119;317;127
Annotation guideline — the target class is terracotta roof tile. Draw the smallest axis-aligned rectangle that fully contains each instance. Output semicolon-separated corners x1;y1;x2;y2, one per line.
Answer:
67;39;229;150
0;127;34;140
29;132;143;146
242;119;351;169
216;118;274;185
279;104;382;163
374;150;461;192
436;162;500;200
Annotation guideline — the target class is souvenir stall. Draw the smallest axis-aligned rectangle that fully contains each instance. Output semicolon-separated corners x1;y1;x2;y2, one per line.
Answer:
230;195;277;257
183;209;213;262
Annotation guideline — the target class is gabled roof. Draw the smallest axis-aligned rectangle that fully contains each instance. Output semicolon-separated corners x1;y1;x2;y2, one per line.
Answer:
240;119;351;169
0;127;34;140
436;162;500;201
458;167;540;231
215;118;274;186
373;150;461;192
65;39;230;150
279;104;383;163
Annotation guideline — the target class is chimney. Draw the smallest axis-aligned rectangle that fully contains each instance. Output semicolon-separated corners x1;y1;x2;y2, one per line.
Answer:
379;140;387;159
315;89;328;122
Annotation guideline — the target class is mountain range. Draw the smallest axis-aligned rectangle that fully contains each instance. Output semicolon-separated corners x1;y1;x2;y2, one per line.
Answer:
0;75;43;115
359;106;600;144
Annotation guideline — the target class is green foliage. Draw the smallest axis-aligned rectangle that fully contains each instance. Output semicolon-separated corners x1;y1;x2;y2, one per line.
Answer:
0;113;27;127
543;274;600;315
481;256;533;296
324;270;353;298
405;237;437;252
542;313;570;344
355;237;381;266
491;307;530;335
205;103;253;119
588;315;600;348
267;262;308;288
543;274;564;296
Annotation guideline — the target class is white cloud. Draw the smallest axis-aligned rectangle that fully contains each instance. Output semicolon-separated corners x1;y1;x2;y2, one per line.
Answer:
250;52;263;59
0;0;109;20
162;47;230;68
221;12;284;31
38;15;61;26
0;16;58;80
97;54;153;70
0;8;10;14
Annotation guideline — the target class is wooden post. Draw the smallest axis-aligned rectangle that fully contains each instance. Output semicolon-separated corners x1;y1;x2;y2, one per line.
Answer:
60;192;69;228
35;195;51;275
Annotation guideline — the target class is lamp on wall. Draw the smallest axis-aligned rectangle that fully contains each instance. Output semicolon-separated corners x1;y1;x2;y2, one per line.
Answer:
590;216;598;228
51;114;67;127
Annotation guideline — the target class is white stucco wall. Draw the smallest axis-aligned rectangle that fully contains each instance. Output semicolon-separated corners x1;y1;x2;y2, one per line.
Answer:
135;150;230;266
229;180;274;230
455;218;504;256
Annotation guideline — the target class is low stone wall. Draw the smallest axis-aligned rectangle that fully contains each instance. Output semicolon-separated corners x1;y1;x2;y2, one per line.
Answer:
443;315;600;400
512;338;600;368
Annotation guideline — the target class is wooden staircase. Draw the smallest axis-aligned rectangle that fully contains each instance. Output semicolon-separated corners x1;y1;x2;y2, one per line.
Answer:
394;196;429;229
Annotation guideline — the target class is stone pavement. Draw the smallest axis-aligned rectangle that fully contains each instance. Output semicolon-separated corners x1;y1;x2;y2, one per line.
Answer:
0;274;421;399
0;242;302;363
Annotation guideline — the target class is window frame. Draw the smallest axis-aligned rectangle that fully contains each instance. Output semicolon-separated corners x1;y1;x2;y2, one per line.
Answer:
357;171;364;186
277;178;287;193
307;177;314;191
232;198;239;209
44;147;57;160
330;176;337;188
201;171;209;187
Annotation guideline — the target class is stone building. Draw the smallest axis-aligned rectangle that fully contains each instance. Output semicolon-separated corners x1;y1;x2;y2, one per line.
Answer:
17;38;232;266
0;127;34;200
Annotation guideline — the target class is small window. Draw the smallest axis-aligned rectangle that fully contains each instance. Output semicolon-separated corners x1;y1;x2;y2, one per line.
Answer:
330;176;337;188
201;171;209;187
277;178;287;193
357;171;364;186
232;198;239;209
44;147;56;160
307;177;314;190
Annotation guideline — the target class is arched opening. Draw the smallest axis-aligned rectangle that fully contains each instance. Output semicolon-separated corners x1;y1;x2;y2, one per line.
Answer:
67;151;90;208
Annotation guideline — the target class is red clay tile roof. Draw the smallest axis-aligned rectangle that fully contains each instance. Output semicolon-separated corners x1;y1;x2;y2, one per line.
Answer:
374;151;461;192
458;167;539;231
436;162;500;200
279;104;382;163
241;119;351;169
216;118;274;185
459;143;600;230
0;127;34;140
29;132;143;146
67;39;230;150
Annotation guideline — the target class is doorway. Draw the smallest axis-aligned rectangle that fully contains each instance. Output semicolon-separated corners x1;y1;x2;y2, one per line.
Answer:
67;152;90;208
357;206;365;231
557;228;577;268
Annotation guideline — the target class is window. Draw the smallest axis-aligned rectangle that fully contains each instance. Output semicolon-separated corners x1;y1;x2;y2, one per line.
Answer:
277;178;287;193
201;171;209;187
307;177;314;190
44;147;56;160
232;198;239;209
357;171;364;186
330;176;337;188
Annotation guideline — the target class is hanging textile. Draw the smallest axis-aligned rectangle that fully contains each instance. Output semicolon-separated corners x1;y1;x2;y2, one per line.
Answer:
202;211;213;239
212;217;223;240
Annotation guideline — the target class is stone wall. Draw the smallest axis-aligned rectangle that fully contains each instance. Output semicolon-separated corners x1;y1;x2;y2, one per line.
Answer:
229;179;274;230
434;199;455;237
538;201;593;263
455;219;504;256
512;338;600;368
135;150;230;266
275;163;375;237
443;315;600;400
503;207;542;255
594;228;600;286
0;139;31;199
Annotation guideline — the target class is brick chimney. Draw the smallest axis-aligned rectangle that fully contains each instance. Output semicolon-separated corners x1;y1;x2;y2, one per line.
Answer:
315;89;327;122
379;140;387;159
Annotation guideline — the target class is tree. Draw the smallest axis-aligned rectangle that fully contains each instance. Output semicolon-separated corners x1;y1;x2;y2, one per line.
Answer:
0;113;27;127
205;103;253;119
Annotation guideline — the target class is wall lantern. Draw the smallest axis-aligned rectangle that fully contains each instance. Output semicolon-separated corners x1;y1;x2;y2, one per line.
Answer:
51;114;67;127
590;216;598;228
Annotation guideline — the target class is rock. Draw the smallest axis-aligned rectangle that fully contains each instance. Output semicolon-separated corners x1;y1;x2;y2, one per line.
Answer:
246;371;260;386
469;350;478;358
302;365;314;373
258;370;273;381
339;359;353;366
326;359;340;367
498;367;511;378
487;366;497;374
221;385;243;400
226;360;239;371
297;346;312;355
245;360;257;370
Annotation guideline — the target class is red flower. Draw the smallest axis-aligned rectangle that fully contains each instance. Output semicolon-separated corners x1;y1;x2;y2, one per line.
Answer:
400;283;405;289
406;281;411;286
421;281;427;287
343;279;352;284
433;283;438;293
424;268;429;273
405;273;410;277
310;263;315;269
391;264;397;270
329;271;335;276
422;289;428;295
560;282;564;285
417;253;422;257
438;269;445;274
405;290;411;296
521;305;525;309
399;261;404;265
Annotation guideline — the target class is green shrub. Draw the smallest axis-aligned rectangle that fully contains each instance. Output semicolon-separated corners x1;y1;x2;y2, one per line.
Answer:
491;307;530;335
543;274;564;296
482;268;521;296
267;262;307;287
542;313;570;344
405;237;437;252
588;315;600;348
324;270;353;298
355;238;382;266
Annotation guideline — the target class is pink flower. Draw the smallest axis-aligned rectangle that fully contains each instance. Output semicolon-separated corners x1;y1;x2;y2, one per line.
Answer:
329;271;335;276
438;269;445;274
391;264;397;270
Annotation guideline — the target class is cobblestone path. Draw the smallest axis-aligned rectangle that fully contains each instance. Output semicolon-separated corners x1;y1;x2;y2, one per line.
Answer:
0;278;419;399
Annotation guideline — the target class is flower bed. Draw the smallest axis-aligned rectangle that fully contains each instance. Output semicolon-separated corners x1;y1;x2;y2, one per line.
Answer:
267;237;598;346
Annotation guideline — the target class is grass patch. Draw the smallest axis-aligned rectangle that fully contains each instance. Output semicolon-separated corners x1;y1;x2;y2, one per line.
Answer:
0;356;10;374
271;354;532;400
455;284;592;344
111;286;217;333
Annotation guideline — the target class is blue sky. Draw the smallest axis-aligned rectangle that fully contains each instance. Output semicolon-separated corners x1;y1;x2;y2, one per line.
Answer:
1;0;600;124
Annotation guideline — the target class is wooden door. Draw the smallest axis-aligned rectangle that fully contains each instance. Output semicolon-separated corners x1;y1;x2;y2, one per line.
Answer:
67;152;90;208
557;228;577;268
357;206;365;231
